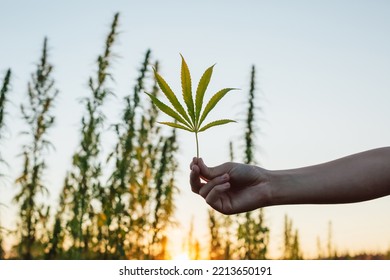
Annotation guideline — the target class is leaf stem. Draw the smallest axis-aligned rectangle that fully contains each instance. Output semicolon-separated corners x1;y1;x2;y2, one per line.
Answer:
195;131;199;158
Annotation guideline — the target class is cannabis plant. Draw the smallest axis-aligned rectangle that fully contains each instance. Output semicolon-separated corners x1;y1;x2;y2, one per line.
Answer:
60;12;119;259
0;69;11;137
237;65;269;259
0;69;11;179
146;55;237;157
14;37;58;259
0;69;11;260
282;215;303;260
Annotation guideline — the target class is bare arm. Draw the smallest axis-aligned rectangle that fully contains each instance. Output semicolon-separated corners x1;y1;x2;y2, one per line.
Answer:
269;147;390;205
190;147;390;214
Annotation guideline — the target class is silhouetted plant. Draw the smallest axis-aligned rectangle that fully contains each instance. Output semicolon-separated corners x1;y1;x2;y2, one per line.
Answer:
149;128;178;259
0;70;11;258
326;220;338;259
236;65;269;260
100;49;179;260
208;209;224;259
282;215;302;259
0;69;11;138
185;217;201;260
0;227;4;259
121;56;179;259
0;69;11;179
45;176;68;259
13;37;58;259
100;51;151;259
59;13;119;259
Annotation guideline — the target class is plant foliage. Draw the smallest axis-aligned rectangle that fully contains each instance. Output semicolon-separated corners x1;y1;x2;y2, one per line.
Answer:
14;37;58;259
146;55;237;157
0;69;11;136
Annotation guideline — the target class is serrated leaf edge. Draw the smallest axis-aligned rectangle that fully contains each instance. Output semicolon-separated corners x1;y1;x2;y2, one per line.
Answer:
195;64;215;128
198;88;237;128
180;55;195;124
145;92;193;129
153;69;192;125
199;119;236;132
158;122;193;132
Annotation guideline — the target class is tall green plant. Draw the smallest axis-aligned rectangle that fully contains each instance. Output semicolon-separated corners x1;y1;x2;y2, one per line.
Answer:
0;69;11;260
186;217;200;260
14;38;58;259
208;209;224;259
244;65;256;164
101;50;153;259
48;15;179;260
0;227;4;259
101;51;151;259
146;55;237;157
60;13;119;258
120;56;178;259
0;69;11;177
237;65;269;259
326;221;338;259
282;215;302;260
0;69;11;137
149;129;178;259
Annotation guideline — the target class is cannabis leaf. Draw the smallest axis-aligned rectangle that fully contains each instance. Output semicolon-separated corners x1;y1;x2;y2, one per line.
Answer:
146;55;237;158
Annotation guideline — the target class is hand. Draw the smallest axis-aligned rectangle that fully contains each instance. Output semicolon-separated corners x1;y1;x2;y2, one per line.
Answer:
190;158;271;214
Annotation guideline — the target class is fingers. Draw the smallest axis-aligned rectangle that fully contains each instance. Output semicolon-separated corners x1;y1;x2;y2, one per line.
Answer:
190;157;232;198
198;158;231;181
189;157;198;170
190;164;203;194
206;183;232;214
198;173;229;198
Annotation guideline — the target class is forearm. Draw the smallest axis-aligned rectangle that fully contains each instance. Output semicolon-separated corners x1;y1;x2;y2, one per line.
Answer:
268;147;390;205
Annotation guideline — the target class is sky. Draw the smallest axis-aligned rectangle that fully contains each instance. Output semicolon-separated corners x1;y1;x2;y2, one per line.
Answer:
1;0;390;258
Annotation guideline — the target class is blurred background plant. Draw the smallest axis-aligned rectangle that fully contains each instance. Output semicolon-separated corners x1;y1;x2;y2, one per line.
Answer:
0;68;12;260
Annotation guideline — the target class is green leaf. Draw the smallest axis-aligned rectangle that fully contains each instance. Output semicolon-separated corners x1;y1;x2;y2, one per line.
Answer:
158;122;193;132
198;88;237;128
145;93;193;128
154;69;191;124
195;64;214;127
199;119;236;132
148;56;238;158
180;55;195;123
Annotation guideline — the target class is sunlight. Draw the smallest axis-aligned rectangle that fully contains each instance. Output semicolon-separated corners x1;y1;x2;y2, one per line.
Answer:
172;252;190;260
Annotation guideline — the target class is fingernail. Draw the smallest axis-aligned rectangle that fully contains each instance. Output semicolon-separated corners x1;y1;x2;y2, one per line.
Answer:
222;174;229;180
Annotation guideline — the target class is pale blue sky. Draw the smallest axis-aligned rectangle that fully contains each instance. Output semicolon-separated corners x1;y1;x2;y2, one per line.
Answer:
1;0;390;258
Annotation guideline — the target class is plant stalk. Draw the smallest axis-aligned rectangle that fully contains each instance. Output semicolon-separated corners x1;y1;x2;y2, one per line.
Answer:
195;131;199;158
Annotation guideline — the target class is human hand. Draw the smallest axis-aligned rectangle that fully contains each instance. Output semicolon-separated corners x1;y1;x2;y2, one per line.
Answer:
190;158;271;214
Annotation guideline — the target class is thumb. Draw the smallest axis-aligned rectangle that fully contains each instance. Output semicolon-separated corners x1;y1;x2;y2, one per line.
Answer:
198;158;231;181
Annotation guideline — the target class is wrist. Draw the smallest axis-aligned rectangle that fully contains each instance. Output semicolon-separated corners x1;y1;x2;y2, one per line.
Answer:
254;167;277;207
266;169;296;206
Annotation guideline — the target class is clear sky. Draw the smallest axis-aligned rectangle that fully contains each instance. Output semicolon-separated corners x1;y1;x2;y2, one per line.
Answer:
1;0;390;258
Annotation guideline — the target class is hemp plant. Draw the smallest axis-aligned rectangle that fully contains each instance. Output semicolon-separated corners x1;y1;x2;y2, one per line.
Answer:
146;55;237;158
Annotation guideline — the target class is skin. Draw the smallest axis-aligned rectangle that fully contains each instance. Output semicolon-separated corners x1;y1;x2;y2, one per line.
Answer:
190;147;390;215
